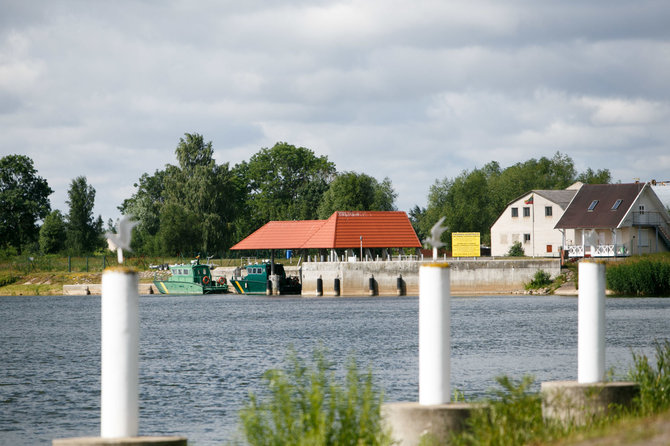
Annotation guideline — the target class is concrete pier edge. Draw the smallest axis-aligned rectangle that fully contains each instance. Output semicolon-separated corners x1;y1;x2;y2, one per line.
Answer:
52;436;187;446
541;380;639;425
382;401;482;446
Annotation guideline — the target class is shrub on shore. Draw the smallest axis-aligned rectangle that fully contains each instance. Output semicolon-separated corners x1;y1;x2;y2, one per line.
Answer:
606;253;670;296
525;269;552;290
506;241;525;257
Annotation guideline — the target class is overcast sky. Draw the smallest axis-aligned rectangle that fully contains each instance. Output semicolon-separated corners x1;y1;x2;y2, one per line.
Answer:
2;0;670;223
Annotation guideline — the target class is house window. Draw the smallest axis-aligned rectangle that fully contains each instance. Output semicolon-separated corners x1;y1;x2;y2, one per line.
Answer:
546;245;553;253
523;207;530;217
639;205;645;215
545;206;552;217
523;233;531;243
511;207;518;217
588;200;599;211
612;199;622;210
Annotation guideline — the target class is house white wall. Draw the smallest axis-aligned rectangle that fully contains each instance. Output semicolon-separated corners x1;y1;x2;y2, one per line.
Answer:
618;186;669;255
491;193;573;257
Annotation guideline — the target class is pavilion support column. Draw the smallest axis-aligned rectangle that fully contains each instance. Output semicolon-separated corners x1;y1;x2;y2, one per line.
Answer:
270;250;275;276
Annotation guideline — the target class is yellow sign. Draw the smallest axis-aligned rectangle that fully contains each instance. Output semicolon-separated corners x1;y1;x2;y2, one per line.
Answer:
452;232;481;257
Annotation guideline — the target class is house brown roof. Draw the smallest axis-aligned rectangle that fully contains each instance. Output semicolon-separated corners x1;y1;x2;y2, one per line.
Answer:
554;183;645;229
230;211;422;250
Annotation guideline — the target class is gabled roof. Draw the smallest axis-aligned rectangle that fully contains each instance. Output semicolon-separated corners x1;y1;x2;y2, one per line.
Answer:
230;211;422;250
533;189;578;209
230;220;327;250
554;183;645;229
504;187;579;210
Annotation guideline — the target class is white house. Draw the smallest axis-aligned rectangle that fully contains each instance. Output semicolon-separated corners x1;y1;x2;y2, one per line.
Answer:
491;184;580;257
555;182;670;257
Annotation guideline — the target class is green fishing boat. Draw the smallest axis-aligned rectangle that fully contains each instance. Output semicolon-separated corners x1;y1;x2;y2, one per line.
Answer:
153;259;228;295
230;262;301;295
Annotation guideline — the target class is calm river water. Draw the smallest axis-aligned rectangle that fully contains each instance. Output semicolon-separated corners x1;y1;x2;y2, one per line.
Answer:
1;294;668;445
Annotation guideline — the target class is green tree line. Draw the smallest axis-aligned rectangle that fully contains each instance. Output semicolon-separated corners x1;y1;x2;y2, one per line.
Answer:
1;135;611;257
409;152;611;246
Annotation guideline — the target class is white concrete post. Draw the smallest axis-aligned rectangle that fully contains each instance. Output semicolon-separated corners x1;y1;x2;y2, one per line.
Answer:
419;263;451;405
101;268;139;437
578;261;606;383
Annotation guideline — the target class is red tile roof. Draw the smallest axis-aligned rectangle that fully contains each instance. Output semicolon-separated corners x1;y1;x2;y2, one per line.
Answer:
231;211;421;250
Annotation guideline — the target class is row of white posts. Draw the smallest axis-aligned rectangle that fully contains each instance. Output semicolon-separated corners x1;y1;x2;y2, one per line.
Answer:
382;260;628;445
58;260;611;444
418;261;607;407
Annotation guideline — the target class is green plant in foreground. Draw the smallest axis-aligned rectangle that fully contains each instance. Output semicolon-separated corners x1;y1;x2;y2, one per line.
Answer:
450;375;559;446
629;339;670;415
237;348;393;446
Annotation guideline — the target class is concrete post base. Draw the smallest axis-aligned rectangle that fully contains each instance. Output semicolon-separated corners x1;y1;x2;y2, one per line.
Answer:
53;437;187;446
382;402;480;446
541;380;639;425
269;275;280;296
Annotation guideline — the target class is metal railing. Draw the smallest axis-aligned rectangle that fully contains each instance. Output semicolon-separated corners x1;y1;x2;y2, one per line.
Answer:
567;244;629;258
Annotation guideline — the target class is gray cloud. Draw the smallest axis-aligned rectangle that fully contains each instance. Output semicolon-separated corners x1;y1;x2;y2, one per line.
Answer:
1;0;669;222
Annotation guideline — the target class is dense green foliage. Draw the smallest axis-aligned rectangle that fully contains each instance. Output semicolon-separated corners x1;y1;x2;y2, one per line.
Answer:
65;176;104;255
317;172;397;219
238;142;336;225
121;138;344;256
412;152;610;248
0;154;53;254
606;253;670;296
2;141;614;258
525;269;552;289
237;348;392;446
39;210;67;254
120;133;246;256
506;241;524;257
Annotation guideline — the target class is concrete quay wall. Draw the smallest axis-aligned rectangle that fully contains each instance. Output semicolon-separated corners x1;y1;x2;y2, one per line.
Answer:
301;259;561;297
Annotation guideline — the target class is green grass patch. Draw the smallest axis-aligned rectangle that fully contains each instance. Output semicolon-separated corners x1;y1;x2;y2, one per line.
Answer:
629;339;670;415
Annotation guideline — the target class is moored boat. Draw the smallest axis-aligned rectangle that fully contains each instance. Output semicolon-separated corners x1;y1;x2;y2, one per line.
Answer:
153;259;228;295
230;262;301;295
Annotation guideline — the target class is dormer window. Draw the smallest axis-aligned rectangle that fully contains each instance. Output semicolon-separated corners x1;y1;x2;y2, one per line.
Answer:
611;199;622;210
588;200;599;211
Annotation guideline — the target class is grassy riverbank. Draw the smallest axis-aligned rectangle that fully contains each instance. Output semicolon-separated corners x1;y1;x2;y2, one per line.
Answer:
0;254;304;296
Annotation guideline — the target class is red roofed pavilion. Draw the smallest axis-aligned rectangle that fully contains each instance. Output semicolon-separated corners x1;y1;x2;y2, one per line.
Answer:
231;211;421;251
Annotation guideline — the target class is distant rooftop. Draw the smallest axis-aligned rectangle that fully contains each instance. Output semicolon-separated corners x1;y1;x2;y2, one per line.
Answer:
231;211;422;250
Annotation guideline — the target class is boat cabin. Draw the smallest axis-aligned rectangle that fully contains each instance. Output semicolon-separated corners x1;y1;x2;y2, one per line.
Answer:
169;263;213;284
242;263;287;279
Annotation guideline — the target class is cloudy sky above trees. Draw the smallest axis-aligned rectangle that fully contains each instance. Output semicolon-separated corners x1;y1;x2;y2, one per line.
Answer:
2;0;670;221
